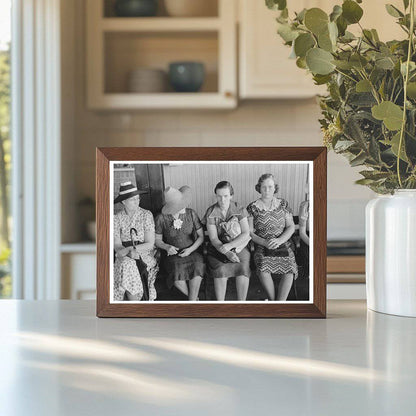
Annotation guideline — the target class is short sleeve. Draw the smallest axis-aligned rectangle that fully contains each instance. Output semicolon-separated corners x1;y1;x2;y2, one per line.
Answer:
207;217;216;226
246;203;254;218
281;199;293;215
113;213;121;241
154;214;164;234
190;209;202;230
299;201;309;221
202;206;213;226
239;206;249;219
143;210;155;233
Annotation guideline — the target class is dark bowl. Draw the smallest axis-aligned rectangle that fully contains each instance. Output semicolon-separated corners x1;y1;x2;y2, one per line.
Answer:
168;62;205;93
114;0;158;17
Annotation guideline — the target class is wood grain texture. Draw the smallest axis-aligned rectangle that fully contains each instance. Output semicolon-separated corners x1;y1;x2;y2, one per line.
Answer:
96;147;327;318
327;256;365;274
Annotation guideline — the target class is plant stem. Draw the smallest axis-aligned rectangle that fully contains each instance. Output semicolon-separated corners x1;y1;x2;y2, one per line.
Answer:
397;0;415;188
334;68;357;83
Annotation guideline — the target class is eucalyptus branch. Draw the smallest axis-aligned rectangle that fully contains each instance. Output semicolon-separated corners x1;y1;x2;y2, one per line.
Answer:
397;0;415;187
358;69;381;104
334;68;358;83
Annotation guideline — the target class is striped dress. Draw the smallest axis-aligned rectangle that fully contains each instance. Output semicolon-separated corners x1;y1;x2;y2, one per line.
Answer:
247;198;298;276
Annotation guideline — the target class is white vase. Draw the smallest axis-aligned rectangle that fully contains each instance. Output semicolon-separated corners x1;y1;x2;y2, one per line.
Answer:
366;190;416;317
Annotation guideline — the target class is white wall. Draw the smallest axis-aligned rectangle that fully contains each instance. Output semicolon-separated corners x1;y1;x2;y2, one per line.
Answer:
163;163;308;219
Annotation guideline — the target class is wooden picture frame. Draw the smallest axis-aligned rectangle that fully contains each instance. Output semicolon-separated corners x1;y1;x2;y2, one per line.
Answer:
96;147;327;318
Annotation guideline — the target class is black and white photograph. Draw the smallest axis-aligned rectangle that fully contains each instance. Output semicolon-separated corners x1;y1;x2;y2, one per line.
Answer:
110;161;312;303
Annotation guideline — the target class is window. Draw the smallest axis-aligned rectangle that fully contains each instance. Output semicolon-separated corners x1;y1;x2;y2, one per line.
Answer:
0;0;11;298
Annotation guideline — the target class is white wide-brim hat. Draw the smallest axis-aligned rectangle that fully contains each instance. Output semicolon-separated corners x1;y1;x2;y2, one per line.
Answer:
161;186;192;215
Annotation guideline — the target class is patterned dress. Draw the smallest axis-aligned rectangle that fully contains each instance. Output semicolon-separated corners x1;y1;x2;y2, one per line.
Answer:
113;207;159;301
203;202;251;279
155;208;205;289
247;198;298;277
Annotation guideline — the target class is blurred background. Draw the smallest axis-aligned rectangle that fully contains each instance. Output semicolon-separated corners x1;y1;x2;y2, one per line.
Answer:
1;0;405;300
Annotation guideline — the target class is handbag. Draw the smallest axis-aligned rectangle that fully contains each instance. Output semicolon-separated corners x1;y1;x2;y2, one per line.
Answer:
264;242;289;257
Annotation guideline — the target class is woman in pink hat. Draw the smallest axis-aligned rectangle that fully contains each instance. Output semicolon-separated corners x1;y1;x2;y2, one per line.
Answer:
113;181;158;301
155;186;205;300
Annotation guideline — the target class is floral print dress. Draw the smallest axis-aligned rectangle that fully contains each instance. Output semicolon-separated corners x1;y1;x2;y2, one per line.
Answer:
113;207;159;301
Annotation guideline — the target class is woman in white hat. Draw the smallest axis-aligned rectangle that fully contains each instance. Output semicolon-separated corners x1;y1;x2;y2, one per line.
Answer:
113;181;158;301
155;186;205;300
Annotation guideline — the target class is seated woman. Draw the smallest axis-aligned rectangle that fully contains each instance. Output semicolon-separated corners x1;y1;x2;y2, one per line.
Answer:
113;181;158;301
247;173;297;301
155;186;205;301
203;181;251;301
298;195;310;279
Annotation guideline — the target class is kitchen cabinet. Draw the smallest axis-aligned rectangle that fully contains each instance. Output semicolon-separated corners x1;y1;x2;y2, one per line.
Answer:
86;0;237;109
238;0;405;99
239;0;324;99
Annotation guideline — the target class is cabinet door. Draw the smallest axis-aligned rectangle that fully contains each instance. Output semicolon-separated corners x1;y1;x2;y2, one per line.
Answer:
239;0;405;99
239;0;321;99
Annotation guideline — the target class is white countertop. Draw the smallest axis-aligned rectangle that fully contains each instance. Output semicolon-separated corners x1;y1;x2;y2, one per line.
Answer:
1;300;415;415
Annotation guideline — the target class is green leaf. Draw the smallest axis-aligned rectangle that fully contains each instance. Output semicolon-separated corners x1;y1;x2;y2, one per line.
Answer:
356;79;372;92
336;15;348;36
294;33;315;57
385;4;404;18
277;23;299;42
349;92;377;107
280;8;288;19
372;101;404;130
369;136;381;162
330;5;343;22
375;56;395;70
333;59;353;70
295;8;307;22
304;8;329;35
342;0;363;24
350;152;368;167
318;31;334;52
266;0;287;11
350;53;368;69
355;178;377;185
334;139;356;152
359;170;391;180
313;74;332;85
296;57;307;69
371;29;380;42
306;48;335;75
381;132;409;162
339;31;356;42
403;0;410;10
401;61;416;76
328;21;338;45
407;82;416;99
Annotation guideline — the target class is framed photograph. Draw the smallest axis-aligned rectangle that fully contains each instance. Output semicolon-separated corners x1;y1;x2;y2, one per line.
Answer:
96;147;326;318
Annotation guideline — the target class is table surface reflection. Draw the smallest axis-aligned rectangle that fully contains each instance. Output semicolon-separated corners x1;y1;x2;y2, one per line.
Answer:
0;300;415;416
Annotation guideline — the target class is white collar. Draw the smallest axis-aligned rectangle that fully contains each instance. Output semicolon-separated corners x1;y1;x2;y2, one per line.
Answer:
252;197;281;211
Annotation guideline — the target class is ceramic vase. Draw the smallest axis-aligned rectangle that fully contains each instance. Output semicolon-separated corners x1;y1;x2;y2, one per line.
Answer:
366;190;416;317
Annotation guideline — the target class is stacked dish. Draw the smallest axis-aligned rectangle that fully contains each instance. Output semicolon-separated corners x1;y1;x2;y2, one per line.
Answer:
127;68;167;93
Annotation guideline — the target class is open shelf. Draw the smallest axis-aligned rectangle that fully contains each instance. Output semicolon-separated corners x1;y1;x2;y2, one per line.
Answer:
101;17;221;31
86;0;236;109
103;0;219;18
104;31;219;94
